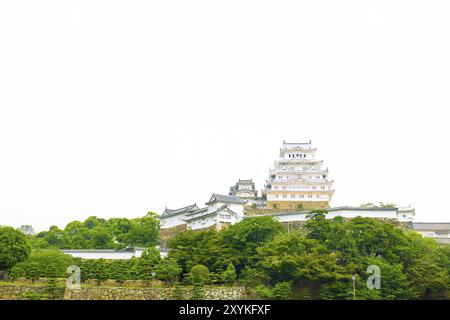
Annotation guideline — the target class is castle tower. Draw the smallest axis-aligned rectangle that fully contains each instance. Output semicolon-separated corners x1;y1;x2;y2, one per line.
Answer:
262;140;334;210
229;179;258;206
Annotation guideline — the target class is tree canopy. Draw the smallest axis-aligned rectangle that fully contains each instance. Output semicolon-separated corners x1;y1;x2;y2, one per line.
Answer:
26;213;160;250
0;226;31;279
167;215;450;299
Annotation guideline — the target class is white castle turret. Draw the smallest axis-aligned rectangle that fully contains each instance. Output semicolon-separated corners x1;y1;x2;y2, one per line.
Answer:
229;179;258;206
262;140;334;210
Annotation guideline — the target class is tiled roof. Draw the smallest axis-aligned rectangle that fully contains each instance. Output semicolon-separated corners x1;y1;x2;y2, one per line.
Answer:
184;205;236;222
185;207;208;217
412;222;450;231
207;193;245;204
283;140;311;145
161;203;199;217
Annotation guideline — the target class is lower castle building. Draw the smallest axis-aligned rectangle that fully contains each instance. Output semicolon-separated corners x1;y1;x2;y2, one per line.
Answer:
411;222;450;245
159;194;245;240
229;179;266;208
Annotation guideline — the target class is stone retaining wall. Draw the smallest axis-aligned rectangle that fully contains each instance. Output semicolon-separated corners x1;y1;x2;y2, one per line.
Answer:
266;200;329;210
0;285;65;300
0;284;246;300
64;286;246;300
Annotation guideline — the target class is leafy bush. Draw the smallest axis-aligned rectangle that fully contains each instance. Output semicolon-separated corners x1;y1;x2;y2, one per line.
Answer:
253;282;292;300
191;284;205;300
0;226;31;279
14;249;75;280
171;284;184;299
8;266;26;281
155;259;182;284
220;263;237;286
190;265;210;285
20;291;43;300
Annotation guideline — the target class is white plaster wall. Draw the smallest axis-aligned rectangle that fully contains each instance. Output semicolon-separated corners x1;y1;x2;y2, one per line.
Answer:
159;214;186;229
259;209;400;223
228;203;244;216
188;215;217;230
266;195;330;201
62;250;136;260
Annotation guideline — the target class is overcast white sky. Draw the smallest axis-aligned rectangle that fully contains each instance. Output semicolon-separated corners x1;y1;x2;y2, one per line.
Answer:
1;1;449;231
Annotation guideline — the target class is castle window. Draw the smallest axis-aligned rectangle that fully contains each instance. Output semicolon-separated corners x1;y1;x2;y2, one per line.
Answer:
219;214;231;220
283;194;287;198
291;194;295;198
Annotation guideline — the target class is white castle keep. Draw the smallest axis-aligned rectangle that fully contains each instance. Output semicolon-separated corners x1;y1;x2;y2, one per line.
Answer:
158;140;415;237
263;140;334;210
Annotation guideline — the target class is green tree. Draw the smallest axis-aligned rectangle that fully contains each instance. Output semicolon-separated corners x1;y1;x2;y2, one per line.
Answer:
43;226;68;248
64;221;90;249
20;291;43;300
0;226;31;279
254;231;345;299
96;260;111;285
404;233;449;299
15;249;75;279
45;265;61;300
86;259;110;285
191;283;205;300
155;259;182;284
106;218;133;243
27;262;41;283
172;284;184;299
110;260;130;286
190;264;210;285
88;226;115;249
9;266;26;281
84;216;106;229
169;230;221;275
132;248;161;282
121;213;160;247
221;263;237;286
254;281;292;300
218;217;285;273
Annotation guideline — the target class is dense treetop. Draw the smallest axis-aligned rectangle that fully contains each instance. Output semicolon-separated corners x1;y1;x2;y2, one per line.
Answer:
168;213;450;299
0;226;32;279
28;213;159;250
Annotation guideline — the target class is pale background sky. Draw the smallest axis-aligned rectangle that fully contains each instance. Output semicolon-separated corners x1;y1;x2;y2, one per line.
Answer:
1;1;449;231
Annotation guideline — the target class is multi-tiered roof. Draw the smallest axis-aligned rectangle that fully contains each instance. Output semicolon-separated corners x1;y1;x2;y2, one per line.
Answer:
263;140;334;210
229;179;258;200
